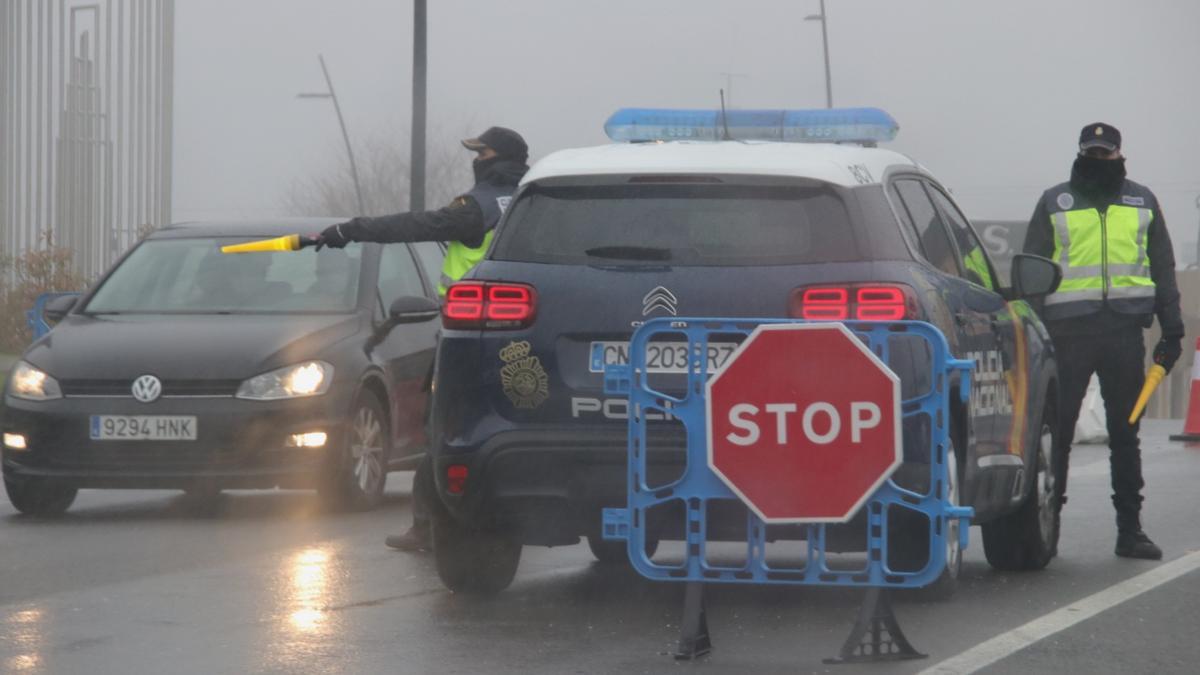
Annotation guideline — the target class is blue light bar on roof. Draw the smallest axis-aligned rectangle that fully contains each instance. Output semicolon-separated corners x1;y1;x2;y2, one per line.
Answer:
603;107;899;144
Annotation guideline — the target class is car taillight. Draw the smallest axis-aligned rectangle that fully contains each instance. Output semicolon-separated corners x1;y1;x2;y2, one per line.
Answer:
443;281;537;330
790;283;918;321
446;464;468;495
797;287;849;320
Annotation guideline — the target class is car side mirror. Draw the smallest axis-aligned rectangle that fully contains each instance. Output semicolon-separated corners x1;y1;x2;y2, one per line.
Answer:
1010;254;1061;298
387;295;440;324
43;293;81;323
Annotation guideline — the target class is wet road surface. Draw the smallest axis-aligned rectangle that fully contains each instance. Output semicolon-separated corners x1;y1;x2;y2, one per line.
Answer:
2;420;1199;674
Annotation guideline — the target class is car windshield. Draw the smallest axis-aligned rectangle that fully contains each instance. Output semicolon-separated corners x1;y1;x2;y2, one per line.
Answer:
492;181;861;266
84;237;362;314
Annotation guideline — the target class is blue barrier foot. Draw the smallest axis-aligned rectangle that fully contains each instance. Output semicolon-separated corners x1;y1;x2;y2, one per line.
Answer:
673;582;712;660
823;588;925;664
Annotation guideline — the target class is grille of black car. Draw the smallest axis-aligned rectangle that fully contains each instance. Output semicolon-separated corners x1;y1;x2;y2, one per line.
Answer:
51;444;243;470
59;379;241;397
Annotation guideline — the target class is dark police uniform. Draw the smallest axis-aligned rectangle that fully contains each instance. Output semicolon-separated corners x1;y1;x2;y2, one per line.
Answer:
1022;123;1183;559
318;130;529;551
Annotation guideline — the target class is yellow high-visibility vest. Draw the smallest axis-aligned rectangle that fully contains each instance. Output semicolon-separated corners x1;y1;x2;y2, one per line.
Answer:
1044;200;1154;318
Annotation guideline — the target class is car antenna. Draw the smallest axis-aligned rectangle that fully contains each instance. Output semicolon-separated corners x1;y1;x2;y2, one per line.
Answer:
719;89;732;141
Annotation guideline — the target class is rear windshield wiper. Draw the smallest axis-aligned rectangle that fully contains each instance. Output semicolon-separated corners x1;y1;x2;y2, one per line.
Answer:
584;245;672;261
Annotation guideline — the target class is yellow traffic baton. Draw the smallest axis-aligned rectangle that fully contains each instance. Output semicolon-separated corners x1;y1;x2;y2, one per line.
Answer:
220;234;319;254
1128;364;1166;425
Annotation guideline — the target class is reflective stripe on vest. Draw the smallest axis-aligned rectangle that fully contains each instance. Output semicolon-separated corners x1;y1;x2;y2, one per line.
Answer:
1044;203;1153;310
963;246;994;291
438;230;495;296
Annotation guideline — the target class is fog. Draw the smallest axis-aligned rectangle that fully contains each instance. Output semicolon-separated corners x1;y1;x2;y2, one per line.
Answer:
172;0;1200;256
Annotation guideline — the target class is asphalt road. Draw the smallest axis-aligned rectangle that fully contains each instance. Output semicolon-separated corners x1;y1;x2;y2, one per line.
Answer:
2;420;1198;674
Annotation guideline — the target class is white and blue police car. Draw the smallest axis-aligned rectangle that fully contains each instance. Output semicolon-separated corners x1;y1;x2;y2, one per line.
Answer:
426;108;1062;594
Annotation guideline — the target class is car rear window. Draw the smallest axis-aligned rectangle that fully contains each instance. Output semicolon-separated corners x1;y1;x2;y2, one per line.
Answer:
491;181;861;266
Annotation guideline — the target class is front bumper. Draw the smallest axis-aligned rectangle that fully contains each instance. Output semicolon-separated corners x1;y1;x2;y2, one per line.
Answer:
1;390;352;490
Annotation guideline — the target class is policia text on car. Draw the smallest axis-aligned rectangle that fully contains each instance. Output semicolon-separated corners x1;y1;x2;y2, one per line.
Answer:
1023;122;1183;560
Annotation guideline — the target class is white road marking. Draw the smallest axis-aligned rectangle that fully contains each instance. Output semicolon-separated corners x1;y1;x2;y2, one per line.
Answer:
919;549;1200;675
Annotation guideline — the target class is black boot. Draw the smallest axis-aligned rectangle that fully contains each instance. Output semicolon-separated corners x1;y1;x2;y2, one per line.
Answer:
1115;529;1162;560
384;524;432;552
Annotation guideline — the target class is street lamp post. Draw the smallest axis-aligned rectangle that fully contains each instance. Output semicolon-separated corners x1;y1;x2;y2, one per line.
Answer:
411;0;428;212
298;54;367;215
804;0;833;109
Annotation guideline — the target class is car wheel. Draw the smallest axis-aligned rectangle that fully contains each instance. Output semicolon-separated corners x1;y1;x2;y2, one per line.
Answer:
982;402;1060;571
320;393;389;511
586;533;660;563
924;445;963;600
433;511;522;595
3;471;77;517
889;439;962;601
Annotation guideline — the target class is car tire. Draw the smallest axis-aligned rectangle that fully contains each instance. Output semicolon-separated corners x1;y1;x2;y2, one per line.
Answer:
320;392;389;512
889;439;962;601
433;511;522;595
3;471;77;517
586;533;660;563
982;402;1060;571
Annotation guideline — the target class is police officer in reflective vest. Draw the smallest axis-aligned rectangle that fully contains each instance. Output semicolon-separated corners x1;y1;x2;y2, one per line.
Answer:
1023;122;1183;560
318;126;530;551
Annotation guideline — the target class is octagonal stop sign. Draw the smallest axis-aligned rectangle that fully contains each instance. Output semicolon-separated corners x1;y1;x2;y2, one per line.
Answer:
706;323;901;523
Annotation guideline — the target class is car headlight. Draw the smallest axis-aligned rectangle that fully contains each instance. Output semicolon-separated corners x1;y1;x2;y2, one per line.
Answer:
236;361;333;400
8;361;63;401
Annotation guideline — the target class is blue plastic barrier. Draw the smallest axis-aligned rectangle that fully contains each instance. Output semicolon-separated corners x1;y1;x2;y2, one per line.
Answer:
600;317;975;661
25;292;79;341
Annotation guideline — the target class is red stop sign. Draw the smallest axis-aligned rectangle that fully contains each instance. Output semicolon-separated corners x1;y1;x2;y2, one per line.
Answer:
706;323;901;523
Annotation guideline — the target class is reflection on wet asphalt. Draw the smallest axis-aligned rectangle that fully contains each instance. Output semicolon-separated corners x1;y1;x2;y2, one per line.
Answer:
1;423;1199;673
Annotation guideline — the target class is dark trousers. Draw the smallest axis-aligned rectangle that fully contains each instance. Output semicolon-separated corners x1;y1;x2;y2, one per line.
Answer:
1053;328;1146;530
411;453;433;532
410;355;437;534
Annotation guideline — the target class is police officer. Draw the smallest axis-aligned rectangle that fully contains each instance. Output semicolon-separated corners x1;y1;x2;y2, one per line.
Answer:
1023;122;1183;560
318;126;530;551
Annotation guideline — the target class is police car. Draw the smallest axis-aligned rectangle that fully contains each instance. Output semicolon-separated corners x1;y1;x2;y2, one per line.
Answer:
428;108;1062;594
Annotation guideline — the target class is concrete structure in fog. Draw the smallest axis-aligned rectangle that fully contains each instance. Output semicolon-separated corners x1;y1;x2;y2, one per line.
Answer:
1;0;174;279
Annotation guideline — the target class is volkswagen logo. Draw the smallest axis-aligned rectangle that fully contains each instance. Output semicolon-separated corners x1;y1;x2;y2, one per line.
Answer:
642;286;678;316
131;375;162;403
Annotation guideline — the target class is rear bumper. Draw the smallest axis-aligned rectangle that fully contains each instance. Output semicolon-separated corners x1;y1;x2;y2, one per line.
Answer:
432;427;932;547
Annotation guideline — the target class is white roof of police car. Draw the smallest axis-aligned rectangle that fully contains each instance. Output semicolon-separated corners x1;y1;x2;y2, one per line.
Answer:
522;141;922;188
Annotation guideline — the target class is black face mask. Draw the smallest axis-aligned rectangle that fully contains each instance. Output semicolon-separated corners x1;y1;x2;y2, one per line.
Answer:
1071;155;1126;197
472;155;501;182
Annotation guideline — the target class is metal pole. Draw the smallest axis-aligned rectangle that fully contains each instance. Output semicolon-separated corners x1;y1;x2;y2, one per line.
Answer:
162;0;173;228
317;54;365;215
818;0;832;108
410;0;427;212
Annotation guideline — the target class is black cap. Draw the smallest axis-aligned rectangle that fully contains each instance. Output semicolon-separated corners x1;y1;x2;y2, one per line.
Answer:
1078;122;1121;152
461;126;528;161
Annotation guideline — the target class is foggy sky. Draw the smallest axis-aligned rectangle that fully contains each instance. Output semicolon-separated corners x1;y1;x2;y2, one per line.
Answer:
172;0;1200;255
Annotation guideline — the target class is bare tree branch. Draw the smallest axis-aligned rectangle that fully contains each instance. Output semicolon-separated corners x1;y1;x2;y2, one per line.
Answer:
284;127;474;218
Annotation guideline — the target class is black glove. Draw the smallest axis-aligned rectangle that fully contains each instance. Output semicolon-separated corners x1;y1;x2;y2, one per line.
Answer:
1153;336;1183;373
316;221;354;250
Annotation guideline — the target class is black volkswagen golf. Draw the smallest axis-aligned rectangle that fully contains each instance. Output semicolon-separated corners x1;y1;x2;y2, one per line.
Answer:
2;219;445;515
